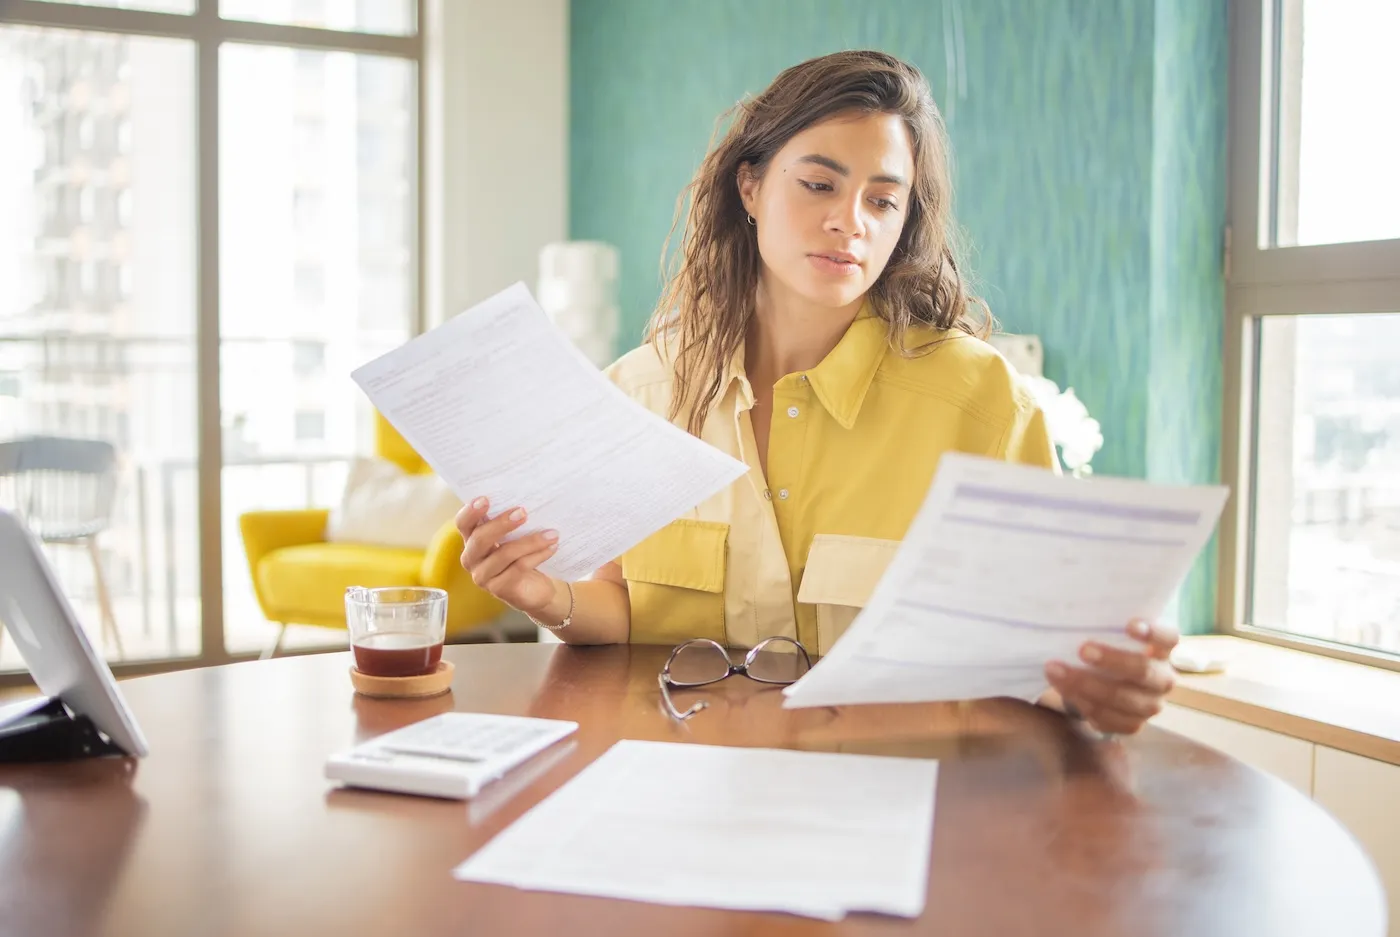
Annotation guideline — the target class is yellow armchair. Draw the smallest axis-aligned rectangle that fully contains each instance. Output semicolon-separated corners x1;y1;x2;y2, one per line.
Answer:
239;413;505;655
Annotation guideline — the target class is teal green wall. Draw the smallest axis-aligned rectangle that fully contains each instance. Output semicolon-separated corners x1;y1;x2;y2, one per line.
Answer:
570;0;1227;632
1147;0;1229;630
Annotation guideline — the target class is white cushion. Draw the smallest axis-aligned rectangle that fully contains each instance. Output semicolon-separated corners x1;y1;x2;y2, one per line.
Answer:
325;457;459;550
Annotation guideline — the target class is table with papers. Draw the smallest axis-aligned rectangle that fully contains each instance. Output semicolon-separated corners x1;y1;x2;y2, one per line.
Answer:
1;643;1384;937
342;282;1250;927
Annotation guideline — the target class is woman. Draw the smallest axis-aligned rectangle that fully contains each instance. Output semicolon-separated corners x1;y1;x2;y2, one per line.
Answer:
456;50;1176;735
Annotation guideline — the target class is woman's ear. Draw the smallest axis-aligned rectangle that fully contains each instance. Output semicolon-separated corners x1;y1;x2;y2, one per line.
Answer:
737;163;760;216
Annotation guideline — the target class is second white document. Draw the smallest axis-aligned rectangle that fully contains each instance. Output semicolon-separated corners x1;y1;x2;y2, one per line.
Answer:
351;282;748;582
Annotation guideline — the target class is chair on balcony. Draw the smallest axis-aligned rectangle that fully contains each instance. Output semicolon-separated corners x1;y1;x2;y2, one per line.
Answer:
0;436;126;660
238;412;510;658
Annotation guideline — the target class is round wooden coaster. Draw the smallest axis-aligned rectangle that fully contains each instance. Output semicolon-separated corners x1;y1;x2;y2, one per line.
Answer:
349;660;455;699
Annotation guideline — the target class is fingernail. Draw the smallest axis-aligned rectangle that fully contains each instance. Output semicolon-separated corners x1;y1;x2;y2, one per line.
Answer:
1046;662;1067;680
472;497;487;510
1130;620;1151;638
543;530;559;542
1081;644;1102;663
509;508;526;522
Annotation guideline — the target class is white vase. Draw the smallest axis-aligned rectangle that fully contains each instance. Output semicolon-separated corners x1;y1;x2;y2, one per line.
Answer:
537;241;621;368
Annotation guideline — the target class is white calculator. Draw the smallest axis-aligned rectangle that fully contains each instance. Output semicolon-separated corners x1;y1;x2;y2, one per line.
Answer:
325;712;579;800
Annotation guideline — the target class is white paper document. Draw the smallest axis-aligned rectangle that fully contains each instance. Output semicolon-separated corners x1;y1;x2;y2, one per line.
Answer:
351;283;748;581
783;453;1230;709
453;739;939;921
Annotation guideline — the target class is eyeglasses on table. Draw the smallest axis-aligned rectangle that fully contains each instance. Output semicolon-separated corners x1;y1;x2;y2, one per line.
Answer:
658;635;812;721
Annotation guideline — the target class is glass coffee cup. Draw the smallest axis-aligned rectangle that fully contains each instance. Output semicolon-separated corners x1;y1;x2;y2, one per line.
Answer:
345;586;447;678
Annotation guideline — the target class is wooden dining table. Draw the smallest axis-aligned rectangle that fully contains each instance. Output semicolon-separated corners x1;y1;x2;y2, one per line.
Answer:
0;643;1387;937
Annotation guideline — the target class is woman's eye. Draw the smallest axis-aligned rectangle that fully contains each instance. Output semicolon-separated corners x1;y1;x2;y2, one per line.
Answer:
798;179;832;193
871;197;898;212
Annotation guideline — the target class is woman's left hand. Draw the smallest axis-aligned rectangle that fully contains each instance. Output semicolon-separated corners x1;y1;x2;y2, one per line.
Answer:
1044;620;1178;735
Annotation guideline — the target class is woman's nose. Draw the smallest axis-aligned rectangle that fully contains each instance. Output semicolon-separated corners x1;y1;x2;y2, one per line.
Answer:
826;195;865;239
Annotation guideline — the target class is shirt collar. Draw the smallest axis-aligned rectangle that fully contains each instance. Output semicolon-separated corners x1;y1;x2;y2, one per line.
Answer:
723;303;888;430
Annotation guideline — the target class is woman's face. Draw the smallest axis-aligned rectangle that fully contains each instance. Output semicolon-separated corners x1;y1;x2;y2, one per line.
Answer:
740;111;915;312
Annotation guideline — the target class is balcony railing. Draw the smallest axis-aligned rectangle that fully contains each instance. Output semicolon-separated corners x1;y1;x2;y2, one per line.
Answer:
0;451;355;671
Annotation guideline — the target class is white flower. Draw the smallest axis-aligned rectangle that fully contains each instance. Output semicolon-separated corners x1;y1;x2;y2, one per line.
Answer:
1017;375;1104;476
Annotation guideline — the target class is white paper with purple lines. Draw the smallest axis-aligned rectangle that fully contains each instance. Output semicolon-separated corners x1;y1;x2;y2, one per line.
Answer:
783;453;1229;708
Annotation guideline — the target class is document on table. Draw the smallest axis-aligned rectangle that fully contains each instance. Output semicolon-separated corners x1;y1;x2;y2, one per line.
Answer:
350;282;748;581
453;740;939;921
783;453;1230;709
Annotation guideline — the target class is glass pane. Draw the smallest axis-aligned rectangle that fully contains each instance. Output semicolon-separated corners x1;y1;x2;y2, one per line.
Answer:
746;644;809;683
220;0;414;36
1274;0;1400;246
667;643;731;686
27;0;195;12
0;27;197;672
219;44;416;656
1249;314;1400;655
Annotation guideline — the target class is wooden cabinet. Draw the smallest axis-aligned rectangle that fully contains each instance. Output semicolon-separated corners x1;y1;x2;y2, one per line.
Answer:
1313;747;1400;937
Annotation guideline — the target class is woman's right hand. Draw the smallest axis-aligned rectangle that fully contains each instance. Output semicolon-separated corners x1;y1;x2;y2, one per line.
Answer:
455;498;559;616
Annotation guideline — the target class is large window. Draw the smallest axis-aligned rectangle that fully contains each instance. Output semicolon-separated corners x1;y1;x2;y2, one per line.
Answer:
0;0;420;677
1226;0;1400;664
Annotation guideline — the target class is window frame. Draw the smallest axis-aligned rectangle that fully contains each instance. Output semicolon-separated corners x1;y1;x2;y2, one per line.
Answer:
0;0;425;685
1222;0;1400;670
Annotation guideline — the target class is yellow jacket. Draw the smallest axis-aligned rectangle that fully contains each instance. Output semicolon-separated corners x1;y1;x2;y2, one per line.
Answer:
605;311;1056;654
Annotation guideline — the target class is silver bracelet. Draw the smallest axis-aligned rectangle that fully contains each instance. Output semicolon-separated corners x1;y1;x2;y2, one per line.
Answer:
527;581;574;632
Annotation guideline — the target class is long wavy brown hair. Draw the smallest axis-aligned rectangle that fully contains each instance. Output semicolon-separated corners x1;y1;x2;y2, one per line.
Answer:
647;49;992;436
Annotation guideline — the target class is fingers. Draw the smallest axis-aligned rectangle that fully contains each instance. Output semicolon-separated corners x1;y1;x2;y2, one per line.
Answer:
484;544;559;594
1074;666;1168;718
459;504;529;570
1042;620;1178;736
1076;642;1176;694
1045;660;1170;732
1126;618;1179;660
454;497;489;537
470;529;559;586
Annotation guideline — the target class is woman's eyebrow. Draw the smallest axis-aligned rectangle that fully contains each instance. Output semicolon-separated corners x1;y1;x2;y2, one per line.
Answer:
796;153;907;188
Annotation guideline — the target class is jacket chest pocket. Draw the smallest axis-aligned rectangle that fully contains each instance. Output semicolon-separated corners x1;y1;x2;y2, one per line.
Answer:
797;534;901;655
621;519;729;646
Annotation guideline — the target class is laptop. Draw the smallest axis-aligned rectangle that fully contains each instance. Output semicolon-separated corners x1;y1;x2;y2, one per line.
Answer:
0;508;148;760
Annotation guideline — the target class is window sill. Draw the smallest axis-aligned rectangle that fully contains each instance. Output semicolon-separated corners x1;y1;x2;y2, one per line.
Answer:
1167;635;1400;767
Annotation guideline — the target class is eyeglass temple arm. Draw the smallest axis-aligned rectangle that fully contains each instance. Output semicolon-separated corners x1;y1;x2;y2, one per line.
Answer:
658;674;708;721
